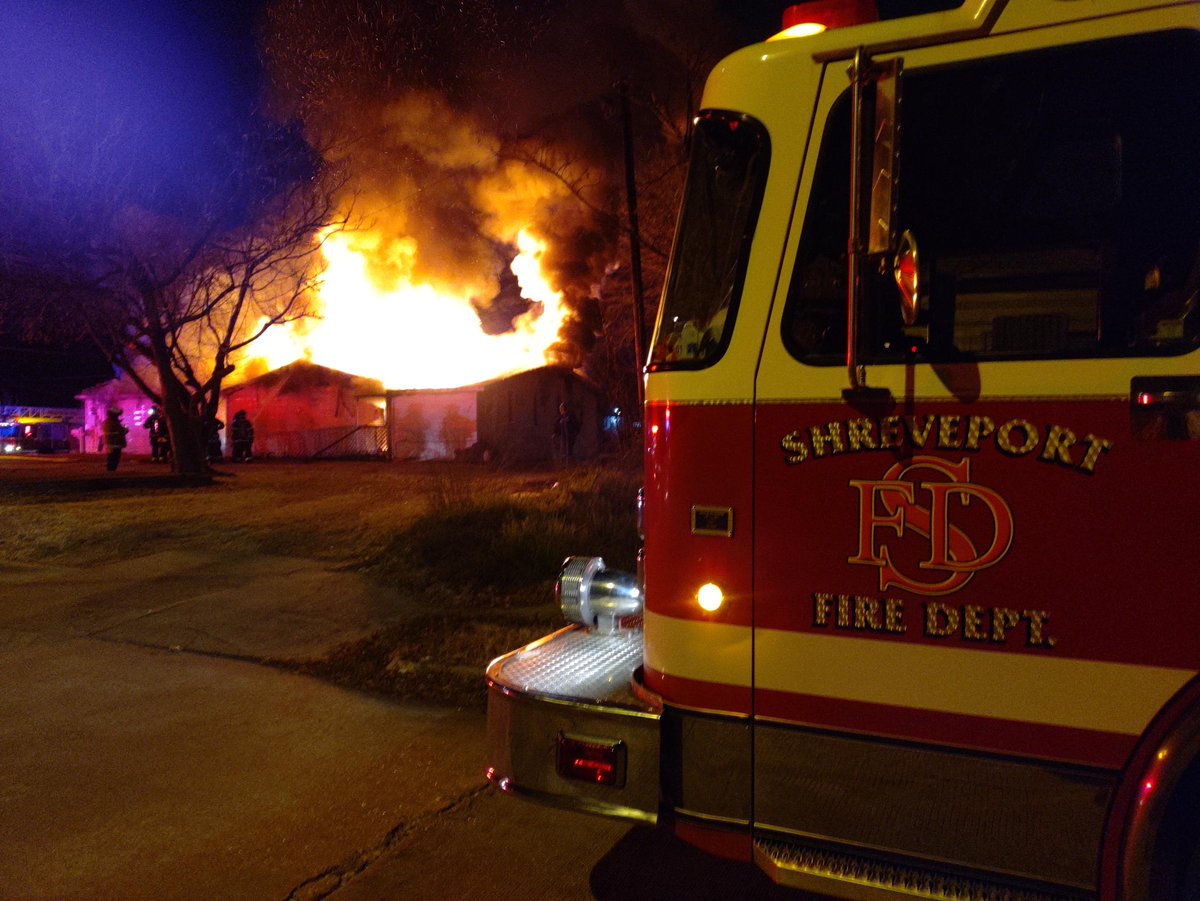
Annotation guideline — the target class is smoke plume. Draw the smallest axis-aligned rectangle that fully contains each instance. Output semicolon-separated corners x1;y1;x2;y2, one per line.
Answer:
259;0;749;376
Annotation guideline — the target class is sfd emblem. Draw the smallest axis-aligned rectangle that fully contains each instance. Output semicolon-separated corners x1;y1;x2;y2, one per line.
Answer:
848;456;1013;596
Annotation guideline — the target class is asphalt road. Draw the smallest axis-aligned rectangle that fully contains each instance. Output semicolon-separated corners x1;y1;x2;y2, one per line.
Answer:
0;538;811;899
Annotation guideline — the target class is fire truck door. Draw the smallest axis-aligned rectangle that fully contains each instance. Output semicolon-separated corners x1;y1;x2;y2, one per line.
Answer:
750;21;1200;889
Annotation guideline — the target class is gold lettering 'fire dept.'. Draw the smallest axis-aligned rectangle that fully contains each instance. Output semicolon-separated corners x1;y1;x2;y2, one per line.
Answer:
780;414;1113;475
811;592;1056;649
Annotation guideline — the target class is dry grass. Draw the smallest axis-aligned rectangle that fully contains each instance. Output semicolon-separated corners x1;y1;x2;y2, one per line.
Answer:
287;614;567;708
1;457;641;707
1;461;638;572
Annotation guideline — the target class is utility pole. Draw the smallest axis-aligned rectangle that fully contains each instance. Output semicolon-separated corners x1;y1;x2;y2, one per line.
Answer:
619;81;647;413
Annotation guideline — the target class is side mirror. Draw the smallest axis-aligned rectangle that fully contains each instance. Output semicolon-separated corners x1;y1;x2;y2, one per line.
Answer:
894;228;920;326
868;59;902;255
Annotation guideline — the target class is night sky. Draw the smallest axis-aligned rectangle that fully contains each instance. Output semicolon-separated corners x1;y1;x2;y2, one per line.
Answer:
0;339;110;409
0;0;786;197
0;0;264;202
0;0;268;406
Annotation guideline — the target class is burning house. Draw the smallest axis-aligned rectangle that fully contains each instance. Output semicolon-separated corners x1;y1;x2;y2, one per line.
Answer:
220;360;385;459
388;386;480;461
227;217;614;464
221;92;620;458
223;362;604;463
476;367;604;463
387;366;604;463
125;80;622;464
74;360;606;464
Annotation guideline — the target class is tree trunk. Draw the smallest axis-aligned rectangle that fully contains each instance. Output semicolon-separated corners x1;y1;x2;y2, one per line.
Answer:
159;378;210;475
168;415;209;475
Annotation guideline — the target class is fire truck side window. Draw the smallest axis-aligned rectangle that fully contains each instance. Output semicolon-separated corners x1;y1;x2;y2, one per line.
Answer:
784;30;1200;364
649;111;769;371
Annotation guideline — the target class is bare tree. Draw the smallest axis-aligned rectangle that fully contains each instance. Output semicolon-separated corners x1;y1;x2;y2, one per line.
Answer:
97;169;349;473
0;105;349;473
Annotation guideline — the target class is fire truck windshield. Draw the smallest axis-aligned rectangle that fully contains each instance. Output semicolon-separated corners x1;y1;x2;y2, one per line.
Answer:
649;110;769;371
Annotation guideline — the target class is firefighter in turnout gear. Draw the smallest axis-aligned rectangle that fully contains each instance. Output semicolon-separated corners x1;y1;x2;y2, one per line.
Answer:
100;409;128;472
231;410;254;462
144;406;170;464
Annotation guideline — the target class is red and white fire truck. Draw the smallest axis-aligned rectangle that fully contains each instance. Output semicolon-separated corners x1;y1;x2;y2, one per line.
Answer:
486;1;1200;897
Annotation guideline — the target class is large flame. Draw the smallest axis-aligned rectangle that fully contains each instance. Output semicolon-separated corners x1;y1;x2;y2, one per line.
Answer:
242;228;568;389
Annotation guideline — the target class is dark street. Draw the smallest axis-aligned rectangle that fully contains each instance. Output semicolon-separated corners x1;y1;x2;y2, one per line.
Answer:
0;458;812;899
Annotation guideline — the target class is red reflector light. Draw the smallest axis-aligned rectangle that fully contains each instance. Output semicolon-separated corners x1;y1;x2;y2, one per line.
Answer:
782;0;879;32
556;733;626;787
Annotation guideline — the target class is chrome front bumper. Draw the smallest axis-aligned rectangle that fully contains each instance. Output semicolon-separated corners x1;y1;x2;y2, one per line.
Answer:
485;625;661;822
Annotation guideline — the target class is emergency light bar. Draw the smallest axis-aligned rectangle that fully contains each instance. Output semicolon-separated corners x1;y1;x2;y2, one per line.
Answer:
771;0;879;40
770;0;970;41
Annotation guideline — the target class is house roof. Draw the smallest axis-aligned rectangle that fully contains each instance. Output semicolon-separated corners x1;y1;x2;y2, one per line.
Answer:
386;365;601;398
225;359;385;397
76;369;161;403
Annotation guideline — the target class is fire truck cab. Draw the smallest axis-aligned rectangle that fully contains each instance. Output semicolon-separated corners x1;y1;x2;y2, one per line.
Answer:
486;2;1200;898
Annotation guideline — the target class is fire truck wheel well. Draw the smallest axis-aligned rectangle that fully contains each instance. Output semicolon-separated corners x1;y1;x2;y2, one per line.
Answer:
1146;755;1200;900
1118;681;1200;901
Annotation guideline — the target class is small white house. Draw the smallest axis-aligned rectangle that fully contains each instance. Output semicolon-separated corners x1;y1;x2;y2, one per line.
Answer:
76;372;158;455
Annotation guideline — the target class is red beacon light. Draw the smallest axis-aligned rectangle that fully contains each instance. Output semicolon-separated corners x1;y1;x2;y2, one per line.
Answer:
769;0;880;40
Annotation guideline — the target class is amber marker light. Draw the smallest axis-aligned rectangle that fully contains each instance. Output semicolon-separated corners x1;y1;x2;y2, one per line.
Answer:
697;582;724;612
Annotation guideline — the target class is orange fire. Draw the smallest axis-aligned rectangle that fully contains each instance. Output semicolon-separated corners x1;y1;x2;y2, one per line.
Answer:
241;227;569;389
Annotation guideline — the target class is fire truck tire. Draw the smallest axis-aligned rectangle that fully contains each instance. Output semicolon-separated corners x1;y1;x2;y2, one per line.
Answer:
1147;757;1200;899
